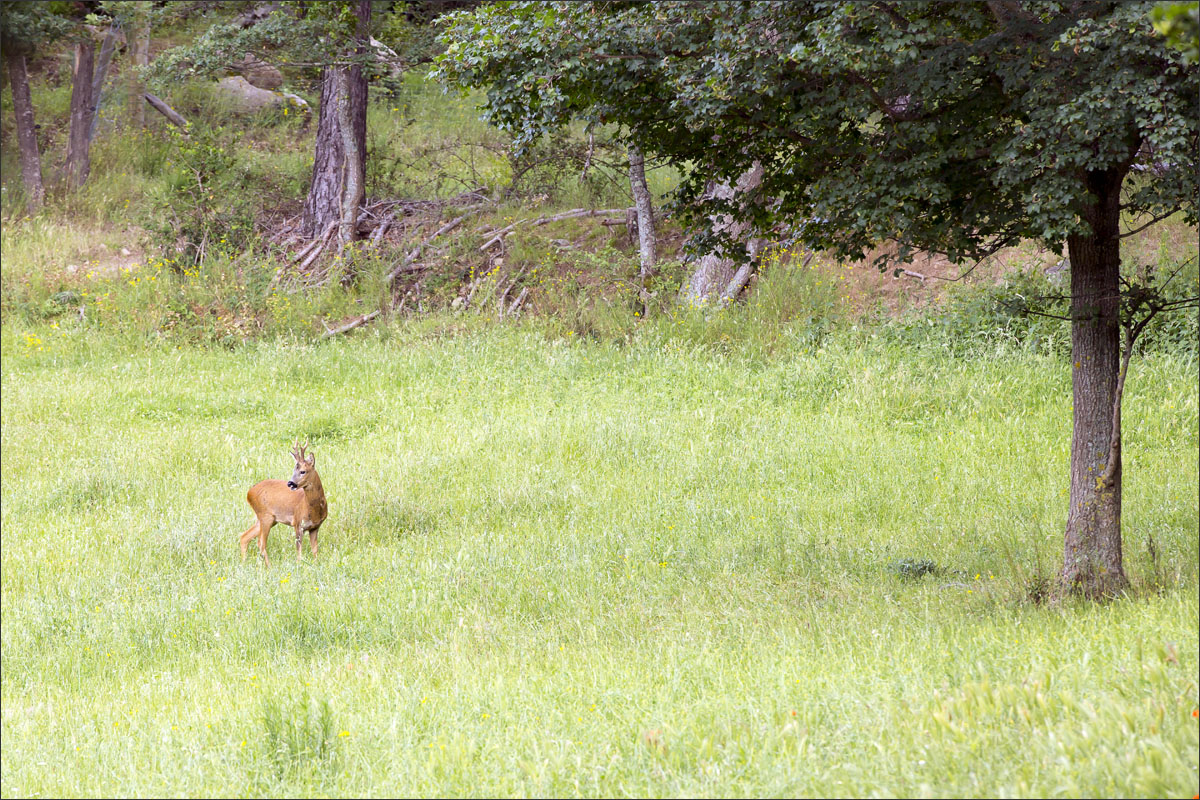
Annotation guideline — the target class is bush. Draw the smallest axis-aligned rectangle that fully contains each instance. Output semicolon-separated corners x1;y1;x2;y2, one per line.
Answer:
143;124;257;266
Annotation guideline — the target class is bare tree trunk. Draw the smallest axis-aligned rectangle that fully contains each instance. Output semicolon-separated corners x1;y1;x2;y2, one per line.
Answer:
1060;166;1129;598
87;25;120;144
298;1;369;240
4;50;44;211
126;4;152;129
65;40;95;190
680;161;765;306
628;144;657;315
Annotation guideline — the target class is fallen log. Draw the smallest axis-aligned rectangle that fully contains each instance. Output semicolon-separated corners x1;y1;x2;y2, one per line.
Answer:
322;309;381;338
508;286;530;316
370;212;397;246
385;211;477;284
479;207;630;251
143;93;189;129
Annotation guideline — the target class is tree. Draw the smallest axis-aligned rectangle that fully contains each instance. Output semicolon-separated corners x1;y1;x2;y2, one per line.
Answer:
300;1;370;245
61;5;121;191
151;1;375;249
123;1;153;129
64;32;95;190
1;2;71;211
439;1;1198;598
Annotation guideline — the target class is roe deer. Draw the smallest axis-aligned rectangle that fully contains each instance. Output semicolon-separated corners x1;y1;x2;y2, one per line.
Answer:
239;441;327;568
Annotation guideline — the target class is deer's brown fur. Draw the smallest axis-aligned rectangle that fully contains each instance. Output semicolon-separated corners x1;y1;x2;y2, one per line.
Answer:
239;441;327;567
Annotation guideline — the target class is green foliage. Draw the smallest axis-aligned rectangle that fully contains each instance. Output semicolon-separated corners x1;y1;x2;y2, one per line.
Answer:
0;1;73;51
438;2;1198;269
892;558;939;580
642;250;849;359
143;125;256;265
147;1;388;89
894;269;1074;357
1153;1;1200;63
259;694;339;781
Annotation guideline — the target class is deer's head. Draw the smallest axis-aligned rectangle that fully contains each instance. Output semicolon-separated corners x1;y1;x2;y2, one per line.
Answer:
287;441;317;490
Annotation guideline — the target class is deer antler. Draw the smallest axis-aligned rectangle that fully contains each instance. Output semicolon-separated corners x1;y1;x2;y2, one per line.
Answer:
290;440;304;462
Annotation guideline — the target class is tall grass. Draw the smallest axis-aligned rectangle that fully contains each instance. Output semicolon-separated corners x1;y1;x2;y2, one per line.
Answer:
3;27;1198;798
2;323;1196;796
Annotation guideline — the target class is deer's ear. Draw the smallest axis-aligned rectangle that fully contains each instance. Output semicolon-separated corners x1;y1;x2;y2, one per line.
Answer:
306;453;316;466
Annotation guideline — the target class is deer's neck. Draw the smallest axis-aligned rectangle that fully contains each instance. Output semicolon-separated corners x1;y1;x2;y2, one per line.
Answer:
304;474;325;503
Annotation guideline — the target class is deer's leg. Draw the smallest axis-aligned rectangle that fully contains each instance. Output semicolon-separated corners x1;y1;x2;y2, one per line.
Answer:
256;515;274;568
294;524;304;561
239;520;259;561
308;527;319;557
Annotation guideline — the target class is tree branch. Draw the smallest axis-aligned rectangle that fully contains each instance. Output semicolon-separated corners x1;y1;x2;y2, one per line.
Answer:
1118;207;1181;238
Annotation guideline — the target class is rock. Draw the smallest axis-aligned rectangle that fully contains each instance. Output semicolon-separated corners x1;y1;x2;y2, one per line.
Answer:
213;76;284;113
1044;257;1069;286
235;53;283;90
280;92;310;113
234;3;282;28
370;37;404;81
66;264;80;274
119;247;131;257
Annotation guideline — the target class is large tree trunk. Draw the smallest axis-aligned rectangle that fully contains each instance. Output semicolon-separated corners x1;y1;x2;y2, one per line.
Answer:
298;1;369;240
65;40;95;190
628;144;657;315
126;3;152;129
4;50;45;212
335;66;364;255
680;161;765;305
1060;167;1129;598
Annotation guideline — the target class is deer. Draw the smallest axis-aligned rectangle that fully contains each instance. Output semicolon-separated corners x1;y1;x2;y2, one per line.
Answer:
239;441;327;568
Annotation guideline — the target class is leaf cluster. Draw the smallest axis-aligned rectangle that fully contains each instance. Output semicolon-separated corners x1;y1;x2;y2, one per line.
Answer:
146;1;374;87
0;1;77;52
436;2;1198;270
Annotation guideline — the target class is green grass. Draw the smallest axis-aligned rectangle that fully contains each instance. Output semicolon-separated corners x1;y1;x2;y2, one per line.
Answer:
2;322;1197;797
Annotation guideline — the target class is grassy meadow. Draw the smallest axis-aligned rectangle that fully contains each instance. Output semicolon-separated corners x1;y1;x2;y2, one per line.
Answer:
3;11;1199;795
2;322;1197;797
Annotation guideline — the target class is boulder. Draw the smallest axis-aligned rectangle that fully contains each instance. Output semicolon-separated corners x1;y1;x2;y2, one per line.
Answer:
213;76;284;113
235;53;283;90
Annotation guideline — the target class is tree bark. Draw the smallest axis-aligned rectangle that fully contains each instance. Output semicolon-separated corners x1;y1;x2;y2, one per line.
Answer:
1060;167;1129;598
680;161;765;305
335;66;365;255
87;25;119;144
4;50;45;212
628;144;657;315
298;1;369;240
65;39;95;190
126;4;152;129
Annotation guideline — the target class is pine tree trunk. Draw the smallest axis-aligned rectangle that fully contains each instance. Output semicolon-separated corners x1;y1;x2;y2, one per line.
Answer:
4;50;44;211
628;144;657;315
1060;167;1129;598
298;1;369;240
336;66;364;254
65;40;96;190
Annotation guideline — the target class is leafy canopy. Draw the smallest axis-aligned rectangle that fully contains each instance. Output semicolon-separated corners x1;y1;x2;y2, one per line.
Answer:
0;1;79;52
438;1;1198;266
147;2;374;87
